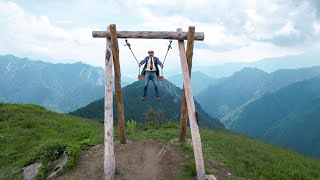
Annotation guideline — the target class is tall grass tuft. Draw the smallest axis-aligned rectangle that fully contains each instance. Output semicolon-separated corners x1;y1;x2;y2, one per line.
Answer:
126;119;137;135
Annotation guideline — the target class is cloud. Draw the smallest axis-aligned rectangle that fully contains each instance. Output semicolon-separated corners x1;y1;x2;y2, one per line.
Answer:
126;0;320;49
314;21;320;34
302;0;320;18
246;0;320;46
0;1;101;63
0;0;320;77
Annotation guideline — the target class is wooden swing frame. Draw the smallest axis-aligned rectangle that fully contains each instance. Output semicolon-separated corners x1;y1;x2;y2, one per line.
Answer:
92;24;214;180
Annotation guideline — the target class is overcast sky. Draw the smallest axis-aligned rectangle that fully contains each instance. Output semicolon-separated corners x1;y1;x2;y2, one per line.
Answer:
0;0;320;76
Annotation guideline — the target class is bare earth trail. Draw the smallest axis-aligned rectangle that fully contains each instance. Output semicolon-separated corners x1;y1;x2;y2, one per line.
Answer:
57;140;185;180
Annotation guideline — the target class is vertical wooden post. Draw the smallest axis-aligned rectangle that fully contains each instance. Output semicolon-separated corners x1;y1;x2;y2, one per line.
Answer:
179;90;188;142
179;26;195;142
109;24;126;144
177;28;206;180
104;28;115;180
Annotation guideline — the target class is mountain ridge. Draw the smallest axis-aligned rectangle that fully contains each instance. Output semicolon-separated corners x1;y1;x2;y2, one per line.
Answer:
167;71;219;96
0;54;131;112
228;76;320;158
193;52;320;78
197;66;320;119
69;80;224;129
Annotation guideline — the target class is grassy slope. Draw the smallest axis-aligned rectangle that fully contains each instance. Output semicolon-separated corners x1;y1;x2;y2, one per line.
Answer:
1;103;319;179
0;103;103;179
201;130;320;179
127;127;320;179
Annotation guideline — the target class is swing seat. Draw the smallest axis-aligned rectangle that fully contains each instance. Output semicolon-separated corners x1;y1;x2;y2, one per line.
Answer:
138;75;165;81
138;74;144;80
157;76;164;81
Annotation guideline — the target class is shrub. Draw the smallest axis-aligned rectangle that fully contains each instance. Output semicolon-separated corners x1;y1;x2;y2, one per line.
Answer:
24;141;81;179
63;144;80;170
25;141;66;179
145;107;166;128
77;138;95;150
126;119;137;134
25;141;65;166
163;121;179;129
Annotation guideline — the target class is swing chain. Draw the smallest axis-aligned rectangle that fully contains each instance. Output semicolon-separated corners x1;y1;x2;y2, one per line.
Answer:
162;39;172;66
160;40;172;76
124;39;140;65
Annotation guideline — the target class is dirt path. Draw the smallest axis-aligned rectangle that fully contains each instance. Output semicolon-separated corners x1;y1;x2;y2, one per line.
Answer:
57;140;185;180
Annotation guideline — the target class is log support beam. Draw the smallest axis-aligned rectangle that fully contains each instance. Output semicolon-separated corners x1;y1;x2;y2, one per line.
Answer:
109;24;126;144
179;26;195;142
178;28;206;180
104;28;115;180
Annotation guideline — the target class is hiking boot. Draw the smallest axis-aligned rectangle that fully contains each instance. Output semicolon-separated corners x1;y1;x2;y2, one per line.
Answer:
141;96;146;101
155;96;160;101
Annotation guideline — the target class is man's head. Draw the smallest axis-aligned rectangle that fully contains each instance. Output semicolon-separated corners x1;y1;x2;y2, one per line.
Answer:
148;50;154;57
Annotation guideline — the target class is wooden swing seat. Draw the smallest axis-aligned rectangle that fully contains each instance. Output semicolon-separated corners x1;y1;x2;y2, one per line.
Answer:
138;74;164;81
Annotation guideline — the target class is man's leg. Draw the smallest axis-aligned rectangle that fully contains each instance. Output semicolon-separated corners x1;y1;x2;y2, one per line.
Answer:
142;72;150;100
150;73;160;100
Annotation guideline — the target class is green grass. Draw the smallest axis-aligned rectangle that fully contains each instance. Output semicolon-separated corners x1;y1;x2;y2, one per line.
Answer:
125;124;320;180
1;103;320;179
0;103;103;179
201;129;320;179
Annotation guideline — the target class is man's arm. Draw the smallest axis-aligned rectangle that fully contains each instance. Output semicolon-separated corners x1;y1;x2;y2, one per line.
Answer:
155;57;163;68
139;57;148;66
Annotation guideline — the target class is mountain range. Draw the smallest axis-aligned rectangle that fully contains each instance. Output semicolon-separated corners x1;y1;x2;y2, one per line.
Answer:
0;54;131;112
2;53;320;158
167;71;223;96
194;66;320;158
196;66;320;119
193;52;320;78
229;77;320;158
69;80;224;129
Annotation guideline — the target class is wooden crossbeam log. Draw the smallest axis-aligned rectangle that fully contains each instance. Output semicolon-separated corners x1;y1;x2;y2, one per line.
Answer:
92;30;204;40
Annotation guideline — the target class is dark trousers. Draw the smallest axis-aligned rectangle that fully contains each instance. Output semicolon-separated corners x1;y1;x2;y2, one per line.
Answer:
143;71;159;97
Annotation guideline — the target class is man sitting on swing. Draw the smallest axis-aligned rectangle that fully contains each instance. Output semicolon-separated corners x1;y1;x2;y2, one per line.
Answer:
139;50;164;101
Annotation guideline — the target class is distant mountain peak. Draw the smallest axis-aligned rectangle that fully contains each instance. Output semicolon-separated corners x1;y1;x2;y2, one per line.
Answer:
74;61;85;65
232;67;268;78
239;67;266;73
70;78;225;129
3;54;17;59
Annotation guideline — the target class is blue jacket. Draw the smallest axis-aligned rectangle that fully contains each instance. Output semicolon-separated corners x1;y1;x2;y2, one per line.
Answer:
139;56;163;76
